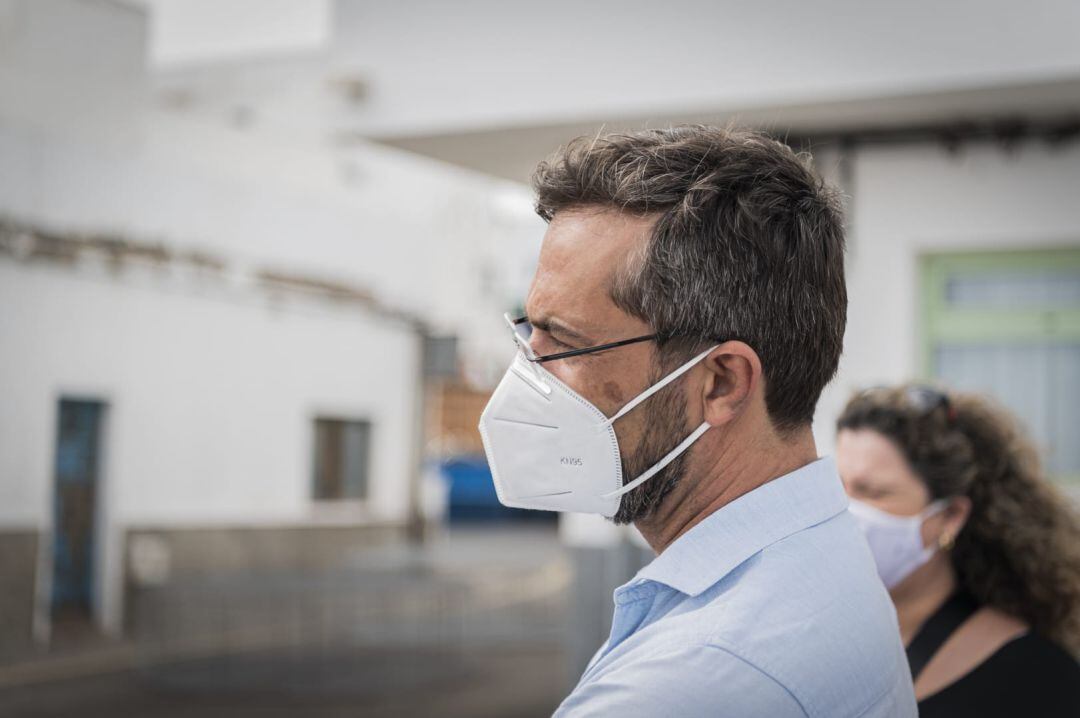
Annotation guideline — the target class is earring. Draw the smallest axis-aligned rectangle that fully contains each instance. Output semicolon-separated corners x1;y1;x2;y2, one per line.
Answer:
938;532;955;551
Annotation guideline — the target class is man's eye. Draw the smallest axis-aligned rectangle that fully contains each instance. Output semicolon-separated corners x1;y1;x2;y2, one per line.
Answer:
535;329;573;352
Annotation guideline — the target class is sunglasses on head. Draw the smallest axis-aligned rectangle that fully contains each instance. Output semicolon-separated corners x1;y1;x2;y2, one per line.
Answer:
859;384;958;423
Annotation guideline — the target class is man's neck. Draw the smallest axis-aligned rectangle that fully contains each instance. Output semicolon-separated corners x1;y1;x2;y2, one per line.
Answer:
634;425;818;553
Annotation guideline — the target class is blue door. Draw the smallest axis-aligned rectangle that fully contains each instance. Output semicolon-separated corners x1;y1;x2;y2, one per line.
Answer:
51;399;104;618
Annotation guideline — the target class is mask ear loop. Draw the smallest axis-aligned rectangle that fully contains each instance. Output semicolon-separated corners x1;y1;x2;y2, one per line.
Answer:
603;345;719;426
600;345;720;500
922;499;949;520
921;499;952;552
602;422;711;499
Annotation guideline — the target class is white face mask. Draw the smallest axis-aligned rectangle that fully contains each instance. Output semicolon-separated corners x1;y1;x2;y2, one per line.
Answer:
478;345;718;518
848;498;948;589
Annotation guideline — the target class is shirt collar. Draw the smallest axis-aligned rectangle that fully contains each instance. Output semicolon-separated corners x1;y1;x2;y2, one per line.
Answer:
633;456;849;597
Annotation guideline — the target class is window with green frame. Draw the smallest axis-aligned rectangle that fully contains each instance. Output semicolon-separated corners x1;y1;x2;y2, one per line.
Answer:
920;248;1080;486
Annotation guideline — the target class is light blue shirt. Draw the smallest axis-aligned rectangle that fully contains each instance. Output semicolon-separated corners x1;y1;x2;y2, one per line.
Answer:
555;457;917;717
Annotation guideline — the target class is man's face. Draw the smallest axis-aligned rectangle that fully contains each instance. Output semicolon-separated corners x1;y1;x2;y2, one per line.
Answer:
524;208;694;523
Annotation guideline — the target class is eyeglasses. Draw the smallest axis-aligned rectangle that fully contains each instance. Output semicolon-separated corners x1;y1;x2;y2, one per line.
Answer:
505;314;658;364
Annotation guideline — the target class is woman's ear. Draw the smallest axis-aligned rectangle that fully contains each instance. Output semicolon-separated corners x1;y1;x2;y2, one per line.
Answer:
701;341;762;428
940;495;973;547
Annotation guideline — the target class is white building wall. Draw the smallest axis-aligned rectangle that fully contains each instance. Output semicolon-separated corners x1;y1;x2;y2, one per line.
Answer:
0;262;421;528
0;0;546;637
0;258;421;632
0;0;545;390
0;109;546;632
814;139;1080;452
0;118;543;382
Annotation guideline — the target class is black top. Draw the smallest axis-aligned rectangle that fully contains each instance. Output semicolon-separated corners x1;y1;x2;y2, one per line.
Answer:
908;593;1080;718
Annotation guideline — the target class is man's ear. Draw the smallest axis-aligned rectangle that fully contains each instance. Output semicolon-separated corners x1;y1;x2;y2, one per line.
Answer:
700;341;762;428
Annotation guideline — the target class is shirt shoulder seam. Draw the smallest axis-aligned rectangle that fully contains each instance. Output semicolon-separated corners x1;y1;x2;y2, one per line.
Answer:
700;642;811;717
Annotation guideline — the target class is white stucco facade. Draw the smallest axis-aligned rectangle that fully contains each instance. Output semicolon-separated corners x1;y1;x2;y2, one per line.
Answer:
0;257;425;633
814;138;1080;453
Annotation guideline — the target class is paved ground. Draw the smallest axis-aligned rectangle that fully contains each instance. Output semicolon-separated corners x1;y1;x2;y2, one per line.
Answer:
0;525;572;718
0;644;566;718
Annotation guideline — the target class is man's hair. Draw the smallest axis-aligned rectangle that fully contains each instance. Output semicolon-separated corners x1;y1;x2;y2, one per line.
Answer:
532;125;847;434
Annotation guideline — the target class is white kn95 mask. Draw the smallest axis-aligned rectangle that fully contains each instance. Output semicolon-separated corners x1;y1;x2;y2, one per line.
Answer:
478;342;718;518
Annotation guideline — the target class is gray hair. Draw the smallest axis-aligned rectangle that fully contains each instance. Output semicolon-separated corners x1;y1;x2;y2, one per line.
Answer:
532;125;847;433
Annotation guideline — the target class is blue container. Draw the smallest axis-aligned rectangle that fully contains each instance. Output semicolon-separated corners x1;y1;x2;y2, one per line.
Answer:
441;455;556;524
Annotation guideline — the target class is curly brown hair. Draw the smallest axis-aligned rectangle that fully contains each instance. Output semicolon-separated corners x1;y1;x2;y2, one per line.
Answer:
837;385;1080;653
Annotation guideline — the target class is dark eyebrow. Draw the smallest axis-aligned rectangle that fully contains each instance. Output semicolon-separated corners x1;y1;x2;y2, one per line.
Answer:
530;315;593;346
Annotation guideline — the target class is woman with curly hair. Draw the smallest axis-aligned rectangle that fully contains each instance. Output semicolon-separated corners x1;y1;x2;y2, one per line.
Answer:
836;385;1080;716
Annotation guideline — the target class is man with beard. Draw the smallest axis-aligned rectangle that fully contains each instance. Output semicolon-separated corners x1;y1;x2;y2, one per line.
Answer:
478;126;916;717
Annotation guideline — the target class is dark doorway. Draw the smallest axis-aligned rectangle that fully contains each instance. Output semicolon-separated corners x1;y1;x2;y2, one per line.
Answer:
51;399;105;630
